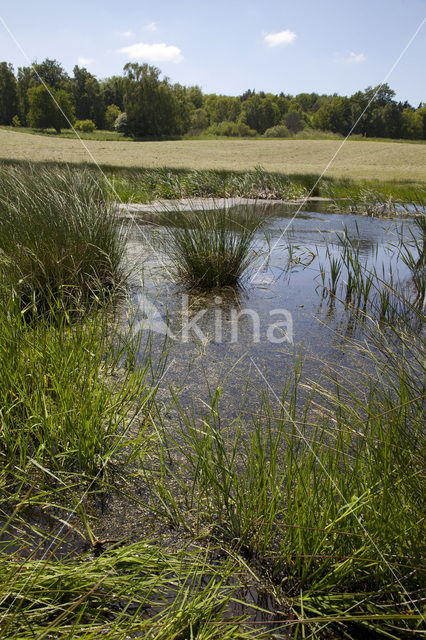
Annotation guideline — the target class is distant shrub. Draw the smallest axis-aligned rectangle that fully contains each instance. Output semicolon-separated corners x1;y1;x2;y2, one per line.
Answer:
12;115;21;127
114;112;128;134
206;121;256;137
264;124;291;138
284;110;305;134
75;119;96;133
294;128;343;140
105;104;122;130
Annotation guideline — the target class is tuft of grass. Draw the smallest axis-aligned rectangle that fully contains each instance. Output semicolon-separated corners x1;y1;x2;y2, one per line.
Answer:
0;163;126;313
156;203;268;289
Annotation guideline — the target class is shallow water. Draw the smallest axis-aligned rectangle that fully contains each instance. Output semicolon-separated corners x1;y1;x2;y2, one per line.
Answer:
121;203;417;422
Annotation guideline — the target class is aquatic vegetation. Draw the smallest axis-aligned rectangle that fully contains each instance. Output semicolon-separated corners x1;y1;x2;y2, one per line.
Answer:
156;203;268;288
0;163;125;313
142;295;425;639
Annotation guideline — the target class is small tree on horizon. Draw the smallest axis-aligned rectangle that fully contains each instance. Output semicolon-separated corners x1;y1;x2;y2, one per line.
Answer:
27;85;74;133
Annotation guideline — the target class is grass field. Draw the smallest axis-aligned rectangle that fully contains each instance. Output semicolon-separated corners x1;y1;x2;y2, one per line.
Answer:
1;129;425;181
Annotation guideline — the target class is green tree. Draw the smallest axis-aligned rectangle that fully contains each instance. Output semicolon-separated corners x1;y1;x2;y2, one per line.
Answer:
72;66;104;128
204;95;241;124
105;104;122;130
16;60;70;125
284;110;305;134
312;97;351;134
0;62;18;125
400;107;423;140
101;76;125;111
27;85;74;133
241;95;280;133
190;108;209;131
188;85;203;109
416;104;426;139
32;59;69;89
123;63;181;137
17;66;33;125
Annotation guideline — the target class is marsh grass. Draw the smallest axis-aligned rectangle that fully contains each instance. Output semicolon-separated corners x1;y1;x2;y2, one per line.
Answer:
0;536;252;639
0;295;157;480
155;203;268;289
0;163;125;314
325;183;426;217
107;166;310;203
142;302;425;638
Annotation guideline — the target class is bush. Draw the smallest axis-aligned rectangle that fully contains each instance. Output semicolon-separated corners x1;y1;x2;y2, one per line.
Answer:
105;104;122;130
205;121;256;137
12;114;21;127
114;112;128;134
0;163;125;313
263;124;291;138
74;119;96;133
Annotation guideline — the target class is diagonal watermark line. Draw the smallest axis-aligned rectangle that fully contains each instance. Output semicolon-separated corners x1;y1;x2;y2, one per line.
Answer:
250;15;426;284
0;14;174;282
249;355;425;624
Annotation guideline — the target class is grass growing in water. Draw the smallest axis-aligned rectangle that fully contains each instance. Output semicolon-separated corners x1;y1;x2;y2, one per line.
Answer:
0;163;125;313
156;203;268;289
142;300;425;638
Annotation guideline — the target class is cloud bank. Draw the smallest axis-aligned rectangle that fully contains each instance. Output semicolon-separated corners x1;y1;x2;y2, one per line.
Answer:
264;29;296;47
117;42;183;63
77;56;94;66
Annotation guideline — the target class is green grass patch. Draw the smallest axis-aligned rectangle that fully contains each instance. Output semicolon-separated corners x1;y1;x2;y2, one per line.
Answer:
0;163;126;313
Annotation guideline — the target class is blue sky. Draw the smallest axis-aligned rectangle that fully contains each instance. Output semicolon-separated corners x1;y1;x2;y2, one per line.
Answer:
1;0;425;105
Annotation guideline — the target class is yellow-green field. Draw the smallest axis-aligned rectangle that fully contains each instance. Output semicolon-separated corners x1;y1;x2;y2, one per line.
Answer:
0;129;425;181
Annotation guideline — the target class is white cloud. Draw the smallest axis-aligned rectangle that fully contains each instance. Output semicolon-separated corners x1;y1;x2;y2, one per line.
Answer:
117;42;183;63
77;56;94;66
120;30;134;38
144;22;158;32
264;29;296;47
347;51;366;63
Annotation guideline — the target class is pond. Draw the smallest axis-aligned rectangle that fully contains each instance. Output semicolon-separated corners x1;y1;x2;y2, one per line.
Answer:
121;202;418;421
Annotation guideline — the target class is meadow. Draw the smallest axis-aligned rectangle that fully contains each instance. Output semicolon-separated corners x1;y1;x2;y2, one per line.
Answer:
0;161;425;639
1;128;425;181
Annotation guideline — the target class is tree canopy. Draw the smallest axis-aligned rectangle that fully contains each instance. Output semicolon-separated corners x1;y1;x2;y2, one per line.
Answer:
0;58;424;141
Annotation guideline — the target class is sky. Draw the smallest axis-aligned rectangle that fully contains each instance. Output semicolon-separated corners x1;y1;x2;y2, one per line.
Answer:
0;0;425;105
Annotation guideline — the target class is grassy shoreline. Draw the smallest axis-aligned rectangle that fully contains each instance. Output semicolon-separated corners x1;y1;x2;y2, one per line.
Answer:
1;158;425;205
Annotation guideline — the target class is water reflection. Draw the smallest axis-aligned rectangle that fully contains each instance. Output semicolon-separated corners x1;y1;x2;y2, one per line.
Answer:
122;205;416;421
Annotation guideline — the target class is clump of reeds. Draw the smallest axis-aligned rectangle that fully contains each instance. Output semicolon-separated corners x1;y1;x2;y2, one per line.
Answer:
0;163;126;313
157;203;267;289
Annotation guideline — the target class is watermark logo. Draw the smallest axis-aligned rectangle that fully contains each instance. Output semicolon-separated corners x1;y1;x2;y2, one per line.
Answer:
129;294;293;345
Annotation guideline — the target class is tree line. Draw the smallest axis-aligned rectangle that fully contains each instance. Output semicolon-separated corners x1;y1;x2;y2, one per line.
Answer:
0;58;425;140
